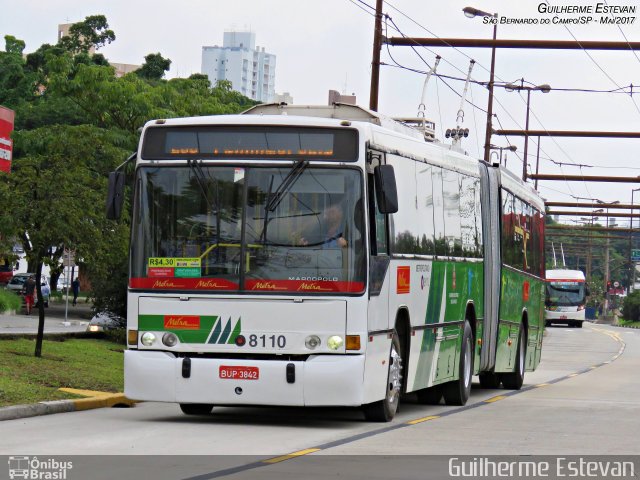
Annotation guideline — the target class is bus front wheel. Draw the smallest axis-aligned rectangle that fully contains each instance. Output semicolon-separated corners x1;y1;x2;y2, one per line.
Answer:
363;334;402;422
442;321;473;406
179;403;214;415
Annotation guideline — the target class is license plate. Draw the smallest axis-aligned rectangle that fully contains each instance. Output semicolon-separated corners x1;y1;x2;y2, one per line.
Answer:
219;366;259;380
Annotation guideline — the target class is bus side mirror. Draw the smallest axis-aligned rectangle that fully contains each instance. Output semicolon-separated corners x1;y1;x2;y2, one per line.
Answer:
374;165;398;214
106;171;125;220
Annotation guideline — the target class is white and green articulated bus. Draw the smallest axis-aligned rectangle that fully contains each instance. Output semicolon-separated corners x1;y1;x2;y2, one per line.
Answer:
106;104;546;421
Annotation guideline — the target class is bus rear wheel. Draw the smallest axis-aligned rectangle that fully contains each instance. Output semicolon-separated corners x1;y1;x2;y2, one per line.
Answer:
501;326;526;390
179;403;214;415
363;334;402;422
442;321;473;406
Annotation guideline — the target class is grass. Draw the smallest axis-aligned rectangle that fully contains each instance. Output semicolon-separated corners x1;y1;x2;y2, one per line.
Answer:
619;318;640;328
0;338;124;407
0;289;22;313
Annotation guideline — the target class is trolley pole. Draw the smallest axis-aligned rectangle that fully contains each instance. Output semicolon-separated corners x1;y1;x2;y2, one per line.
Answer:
369;0;384;112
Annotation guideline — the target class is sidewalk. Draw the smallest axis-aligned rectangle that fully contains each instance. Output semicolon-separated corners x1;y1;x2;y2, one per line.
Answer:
0;298;93;335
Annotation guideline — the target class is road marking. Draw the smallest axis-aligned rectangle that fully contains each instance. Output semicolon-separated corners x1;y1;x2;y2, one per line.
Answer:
183;325;629;480
535;383;550;387
263;448;321;464
407;415;440;425
484;395;506;403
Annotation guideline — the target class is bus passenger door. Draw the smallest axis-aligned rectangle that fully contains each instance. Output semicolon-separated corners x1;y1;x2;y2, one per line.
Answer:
478;163;501;371
366;154;391;332
363;151;392;403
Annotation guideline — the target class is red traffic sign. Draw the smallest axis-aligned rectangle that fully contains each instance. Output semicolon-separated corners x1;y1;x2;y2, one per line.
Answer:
0;106;15;174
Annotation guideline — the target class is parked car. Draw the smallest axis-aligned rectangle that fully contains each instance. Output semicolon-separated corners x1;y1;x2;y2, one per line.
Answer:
86;311;122;332
0;258;14;285
5;273;50;307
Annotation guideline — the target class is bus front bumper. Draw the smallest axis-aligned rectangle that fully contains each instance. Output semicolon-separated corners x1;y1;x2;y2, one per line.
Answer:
545;310;585;321
124;350;366;407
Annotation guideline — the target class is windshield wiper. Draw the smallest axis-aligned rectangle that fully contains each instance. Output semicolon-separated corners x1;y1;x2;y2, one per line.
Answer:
258;160;308;244
266;159;308;212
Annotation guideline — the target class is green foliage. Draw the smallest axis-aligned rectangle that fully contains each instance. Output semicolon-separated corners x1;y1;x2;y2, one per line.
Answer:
58;15;115;53
0;16;258;349
135;52;171;80
4;35;25;55
0;290;22;313
622;291;640;322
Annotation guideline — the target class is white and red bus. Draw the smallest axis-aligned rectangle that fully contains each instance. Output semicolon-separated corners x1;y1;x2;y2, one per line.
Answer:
545;269;588;328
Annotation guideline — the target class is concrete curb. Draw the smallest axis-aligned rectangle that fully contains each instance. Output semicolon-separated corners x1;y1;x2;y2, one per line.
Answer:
0;394;136;421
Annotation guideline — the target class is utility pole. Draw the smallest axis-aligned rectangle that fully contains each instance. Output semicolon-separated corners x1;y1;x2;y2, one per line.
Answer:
369;0;384;112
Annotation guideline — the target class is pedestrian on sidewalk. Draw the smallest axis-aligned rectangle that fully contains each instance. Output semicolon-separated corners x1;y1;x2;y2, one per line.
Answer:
22;275;36;315
72;277;80;306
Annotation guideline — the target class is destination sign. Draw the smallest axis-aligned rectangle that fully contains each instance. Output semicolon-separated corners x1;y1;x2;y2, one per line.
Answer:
141;126;358;161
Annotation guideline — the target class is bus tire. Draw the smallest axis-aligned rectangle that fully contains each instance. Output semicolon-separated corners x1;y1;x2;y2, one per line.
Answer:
442;321;473;406
416;384;443;405
575;321;583;329
179;403;214;415
478;372;501;389
363;334;402;422
501;326;527;390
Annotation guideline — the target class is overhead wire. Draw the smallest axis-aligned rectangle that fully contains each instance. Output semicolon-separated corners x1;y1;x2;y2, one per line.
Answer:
544;0;640;118
349;0;639;206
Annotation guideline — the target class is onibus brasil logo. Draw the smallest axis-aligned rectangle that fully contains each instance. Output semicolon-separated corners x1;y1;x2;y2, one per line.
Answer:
8;456;73;479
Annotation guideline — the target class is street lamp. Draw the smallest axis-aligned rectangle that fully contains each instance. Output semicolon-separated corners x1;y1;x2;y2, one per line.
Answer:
489;144;517;167
463;6;498;163
504;80;551;183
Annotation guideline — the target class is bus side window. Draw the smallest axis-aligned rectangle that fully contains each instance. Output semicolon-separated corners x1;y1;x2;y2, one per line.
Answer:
368;172;389;296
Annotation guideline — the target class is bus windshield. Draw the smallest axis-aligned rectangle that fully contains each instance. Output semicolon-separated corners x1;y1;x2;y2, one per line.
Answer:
546;281;586;307
131;165;365;293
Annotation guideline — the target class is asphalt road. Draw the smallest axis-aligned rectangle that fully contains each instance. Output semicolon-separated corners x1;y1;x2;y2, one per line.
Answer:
0;322;637;479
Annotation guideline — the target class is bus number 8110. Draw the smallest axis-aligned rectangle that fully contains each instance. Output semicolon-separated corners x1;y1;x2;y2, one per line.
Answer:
248;334;286;348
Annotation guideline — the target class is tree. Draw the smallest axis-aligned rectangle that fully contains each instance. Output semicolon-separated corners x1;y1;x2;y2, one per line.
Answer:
0;125;129;356
0;36;36;107
135;53;171;81
58;15;115;53
0;17;258;356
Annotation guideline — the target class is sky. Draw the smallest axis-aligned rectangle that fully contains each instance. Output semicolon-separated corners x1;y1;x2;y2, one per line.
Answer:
2;0;640;227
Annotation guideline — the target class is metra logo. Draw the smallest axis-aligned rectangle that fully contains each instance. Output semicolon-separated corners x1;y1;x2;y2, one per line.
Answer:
196;280;225;288
208;317;242;344
397;266;410;294
153;279;182;289
251;281;287;290
164;315;200;329
298;282;332;291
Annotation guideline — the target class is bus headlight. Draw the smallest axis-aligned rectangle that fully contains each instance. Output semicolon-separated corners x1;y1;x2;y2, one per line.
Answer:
141;332;156;346
305;335;321;349
327;335;344;350
162;332;178;347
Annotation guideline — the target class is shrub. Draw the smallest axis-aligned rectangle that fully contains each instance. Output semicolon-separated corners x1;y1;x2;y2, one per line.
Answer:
0;289;22;313
622;291;640;322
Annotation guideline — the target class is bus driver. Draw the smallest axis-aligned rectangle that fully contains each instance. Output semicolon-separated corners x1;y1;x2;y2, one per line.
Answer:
299;203;348;248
